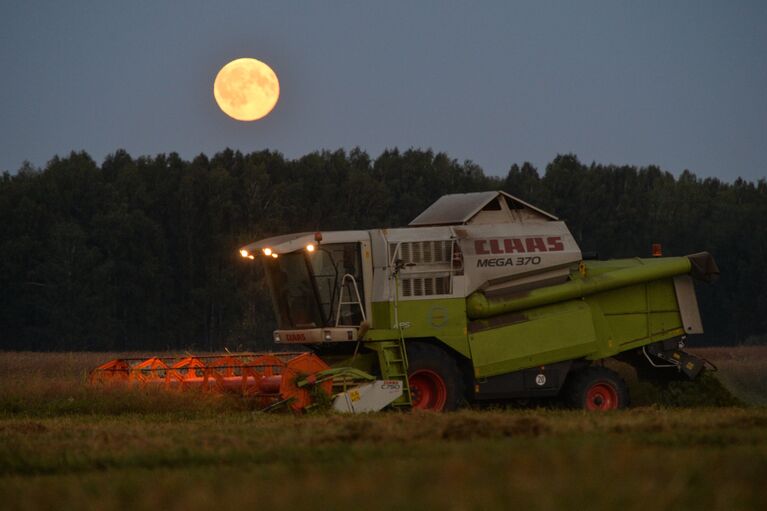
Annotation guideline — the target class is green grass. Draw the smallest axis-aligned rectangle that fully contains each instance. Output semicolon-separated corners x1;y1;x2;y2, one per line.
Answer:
1;409;766;510
1;350;766;510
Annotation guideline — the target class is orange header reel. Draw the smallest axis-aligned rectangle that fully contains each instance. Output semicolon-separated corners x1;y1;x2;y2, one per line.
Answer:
89;352;333;412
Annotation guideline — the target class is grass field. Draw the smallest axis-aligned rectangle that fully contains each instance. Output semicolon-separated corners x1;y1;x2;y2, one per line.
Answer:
1;349;766;510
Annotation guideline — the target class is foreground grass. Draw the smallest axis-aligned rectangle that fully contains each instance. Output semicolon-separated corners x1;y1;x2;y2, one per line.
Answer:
1;409;766;510
0;350;766;510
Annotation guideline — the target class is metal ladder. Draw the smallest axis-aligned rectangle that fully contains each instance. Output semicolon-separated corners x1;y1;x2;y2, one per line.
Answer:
373;338;412;408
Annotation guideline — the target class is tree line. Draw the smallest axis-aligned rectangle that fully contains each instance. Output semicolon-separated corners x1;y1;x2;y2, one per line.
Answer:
0;149;764;351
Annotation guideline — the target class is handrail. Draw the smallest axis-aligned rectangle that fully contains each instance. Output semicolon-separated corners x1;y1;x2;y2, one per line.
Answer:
335;273;367;327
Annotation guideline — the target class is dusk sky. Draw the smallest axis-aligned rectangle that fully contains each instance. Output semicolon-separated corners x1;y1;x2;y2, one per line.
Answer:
1;1;765;181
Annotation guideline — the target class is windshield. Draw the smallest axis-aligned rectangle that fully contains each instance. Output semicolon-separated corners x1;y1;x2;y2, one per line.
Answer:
263;242;364;329
264;252;324;329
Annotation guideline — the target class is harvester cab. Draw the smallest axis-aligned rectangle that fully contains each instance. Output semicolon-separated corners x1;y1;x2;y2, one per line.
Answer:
245;230;372;344
91;191;719;413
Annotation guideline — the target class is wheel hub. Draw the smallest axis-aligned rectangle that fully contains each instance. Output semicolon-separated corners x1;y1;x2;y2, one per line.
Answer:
585;382;618;410
408;369;447;411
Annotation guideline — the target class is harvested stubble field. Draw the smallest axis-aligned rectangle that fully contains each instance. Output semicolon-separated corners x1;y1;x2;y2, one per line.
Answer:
1;349;766;511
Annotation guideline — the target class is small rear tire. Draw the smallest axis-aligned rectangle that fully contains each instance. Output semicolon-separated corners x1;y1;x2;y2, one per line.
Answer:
407;342;464;412
565;366;629;411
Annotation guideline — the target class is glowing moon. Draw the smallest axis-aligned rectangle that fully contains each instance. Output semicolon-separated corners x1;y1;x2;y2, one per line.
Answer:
213;58;280;121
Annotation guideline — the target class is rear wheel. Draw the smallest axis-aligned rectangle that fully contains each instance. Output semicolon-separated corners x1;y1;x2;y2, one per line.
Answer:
565;366;629;411
406;342;464;411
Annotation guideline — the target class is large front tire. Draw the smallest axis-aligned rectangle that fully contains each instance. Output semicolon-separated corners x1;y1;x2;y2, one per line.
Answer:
565;366;629;411
406;342;464;411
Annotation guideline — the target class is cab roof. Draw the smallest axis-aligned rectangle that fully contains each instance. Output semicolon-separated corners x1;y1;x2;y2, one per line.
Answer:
409;191;558;226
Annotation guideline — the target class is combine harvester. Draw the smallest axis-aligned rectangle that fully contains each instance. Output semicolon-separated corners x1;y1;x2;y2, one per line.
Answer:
91;191;719;412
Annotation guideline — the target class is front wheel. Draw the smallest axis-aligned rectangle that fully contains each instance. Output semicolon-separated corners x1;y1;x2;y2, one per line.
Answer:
565;366;629;411
406;342;464;411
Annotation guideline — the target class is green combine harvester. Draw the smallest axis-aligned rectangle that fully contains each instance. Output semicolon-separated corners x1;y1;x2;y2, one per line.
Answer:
92;191;718;411
234;191;719;411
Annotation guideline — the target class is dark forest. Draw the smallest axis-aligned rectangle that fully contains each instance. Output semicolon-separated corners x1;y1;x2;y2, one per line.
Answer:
1;148;765;350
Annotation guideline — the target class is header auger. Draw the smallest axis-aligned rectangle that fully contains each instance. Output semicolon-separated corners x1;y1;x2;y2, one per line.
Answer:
91;191;719;412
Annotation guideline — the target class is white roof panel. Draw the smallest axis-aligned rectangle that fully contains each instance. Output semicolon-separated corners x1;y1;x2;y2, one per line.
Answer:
409;191;557;226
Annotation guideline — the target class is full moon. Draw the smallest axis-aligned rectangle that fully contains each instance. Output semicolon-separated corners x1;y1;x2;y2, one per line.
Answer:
213;58;280;121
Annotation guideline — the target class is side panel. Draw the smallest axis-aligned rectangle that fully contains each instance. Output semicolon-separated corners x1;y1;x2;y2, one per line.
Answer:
587;278;686;355
371;301;391;330
468;300;598;378
467;276;689;379
367;298;471;358
456;221;582;295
